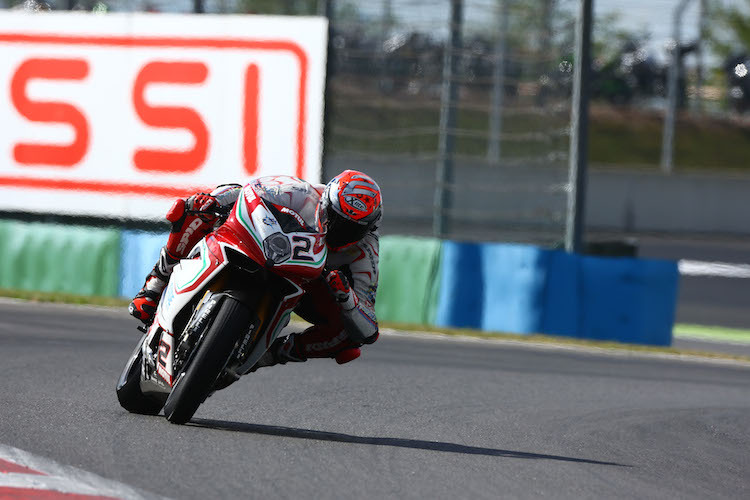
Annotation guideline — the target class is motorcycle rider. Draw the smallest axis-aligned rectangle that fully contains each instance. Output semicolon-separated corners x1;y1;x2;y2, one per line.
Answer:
129;171;382;369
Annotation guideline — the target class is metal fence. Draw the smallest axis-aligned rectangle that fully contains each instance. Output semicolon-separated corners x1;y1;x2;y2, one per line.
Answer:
4;0;580;247
322;0;577;246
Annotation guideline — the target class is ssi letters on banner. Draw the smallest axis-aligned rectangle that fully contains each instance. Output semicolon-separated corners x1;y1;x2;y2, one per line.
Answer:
0;12;327;220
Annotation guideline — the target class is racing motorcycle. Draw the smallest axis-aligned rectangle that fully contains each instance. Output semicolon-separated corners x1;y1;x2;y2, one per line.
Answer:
116;178;327;424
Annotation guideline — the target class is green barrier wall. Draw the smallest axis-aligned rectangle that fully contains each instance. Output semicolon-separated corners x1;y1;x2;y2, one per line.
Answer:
375;236;442;325
0;221;120;297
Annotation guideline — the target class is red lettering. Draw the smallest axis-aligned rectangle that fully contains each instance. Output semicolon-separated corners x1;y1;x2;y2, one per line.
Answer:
243;64;259;175
132;61;209;173
11;58;90;167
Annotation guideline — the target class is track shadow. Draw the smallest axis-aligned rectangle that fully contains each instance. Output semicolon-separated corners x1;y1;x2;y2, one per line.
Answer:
190;418;629;467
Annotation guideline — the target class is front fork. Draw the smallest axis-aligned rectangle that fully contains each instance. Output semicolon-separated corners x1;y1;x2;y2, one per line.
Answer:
139;275;302;398
140;287;217;394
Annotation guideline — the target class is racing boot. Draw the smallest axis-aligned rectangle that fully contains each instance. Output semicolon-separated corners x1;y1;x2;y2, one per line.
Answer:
129;248;179;324
250;335;307;372
249;332;361;371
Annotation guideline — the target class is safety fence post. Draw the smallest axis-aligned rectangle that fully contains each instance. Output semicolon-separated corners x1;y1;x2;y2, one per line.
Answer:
433;0;463;239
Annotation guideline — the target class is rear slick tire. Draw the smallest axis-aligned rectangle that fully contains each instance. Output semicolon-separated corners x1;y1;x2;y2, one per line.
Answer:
163;296;251;425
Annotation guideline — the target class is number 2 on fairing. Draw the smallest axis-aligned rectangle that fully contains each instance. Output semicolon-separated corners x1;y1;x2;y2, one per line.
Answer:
158;340;171;368
292;235;314;261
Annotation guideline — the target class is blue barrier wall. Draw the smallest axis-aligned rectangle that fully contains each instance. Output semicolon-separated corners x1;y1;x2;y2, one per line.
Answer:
119;230;169;298
577;256;678;345
480;244;548;334
434;242;483;329
540;250;579;338
434;241;679;346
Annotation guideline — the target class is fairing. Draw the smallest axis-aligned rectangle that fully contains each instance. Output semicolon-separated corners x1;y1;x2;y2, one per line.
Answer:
149;177;327;389
223;180;327;281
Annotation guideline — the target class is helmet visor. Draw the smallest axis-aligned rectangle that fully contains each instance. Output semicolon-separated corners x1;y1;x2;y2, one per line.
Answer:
325;205;369;249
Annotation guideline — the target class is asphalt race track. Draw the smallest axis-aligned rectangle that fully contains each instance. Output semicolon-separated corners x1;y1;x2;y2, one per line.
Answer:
0;301;749;499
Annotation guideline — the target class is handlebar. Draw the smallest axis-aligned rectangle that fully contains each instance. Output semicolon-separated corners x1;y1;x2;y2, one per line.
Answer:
185;205;231;218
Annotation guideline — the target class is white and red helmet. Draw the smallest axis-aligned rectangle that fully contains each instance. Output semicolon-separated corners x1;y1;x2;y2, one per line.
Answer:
318;170;382;250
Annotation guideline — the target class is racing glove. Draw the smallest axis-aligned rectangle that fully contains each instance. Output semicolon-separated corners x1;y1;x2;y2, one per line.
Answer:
165;193;219;229
165;193;219;258
325;270;357;311
185;193;219;223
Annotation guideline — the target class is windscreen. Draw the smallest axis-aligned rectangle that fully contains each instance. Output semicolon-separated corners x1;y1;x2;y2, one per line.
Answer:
252;176;321;232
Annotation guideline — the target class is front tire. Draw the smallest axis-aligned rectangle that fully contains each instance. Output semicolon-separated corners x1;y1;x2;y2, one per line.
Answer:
116;335;164;415
164;296;251;424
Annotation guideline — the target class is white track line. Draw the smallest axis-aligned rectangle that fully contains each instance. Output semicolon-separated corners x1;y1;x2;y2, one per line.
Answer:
679;259;750;278
0;444;166;500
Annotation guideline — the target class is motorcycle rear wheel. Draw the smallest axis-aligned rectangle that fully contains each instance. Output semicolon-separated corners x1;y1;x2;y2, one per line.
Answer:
116;335;164;415
164;296;251;424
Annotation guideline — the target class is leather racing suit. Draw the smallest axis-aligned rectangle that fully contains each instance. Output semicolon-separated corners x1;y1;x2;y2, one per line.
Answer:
146;177;380;363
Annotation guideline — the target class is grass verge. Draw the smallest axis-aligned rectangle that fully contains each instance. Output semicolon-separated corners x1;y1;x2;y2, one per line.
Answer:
0;288;129;307
329;93;750;172
673;324;750;344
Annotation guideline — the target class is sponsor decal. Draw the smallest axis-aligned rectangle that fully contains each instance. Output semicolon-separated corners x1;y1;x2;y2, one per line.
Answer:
161;282;176;312
364;286;377;305
280;206;306;227
364;242;378;275
237;322;257;357
190;296;217;336
345;195;367;212
359;306;377;326
0;12;327;220
176;217;205;254
262;216;276;226
306;330;348;352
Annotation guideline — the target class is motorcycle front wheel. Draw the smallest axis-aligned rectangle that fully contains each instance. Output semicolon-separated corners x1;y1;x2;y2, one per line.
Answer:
116;335;165;415
163;296;251;425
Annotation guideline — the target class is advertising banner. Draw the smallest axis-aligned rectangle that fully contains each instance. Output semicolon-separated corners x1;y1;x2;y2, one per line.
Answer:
0;12;327;220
